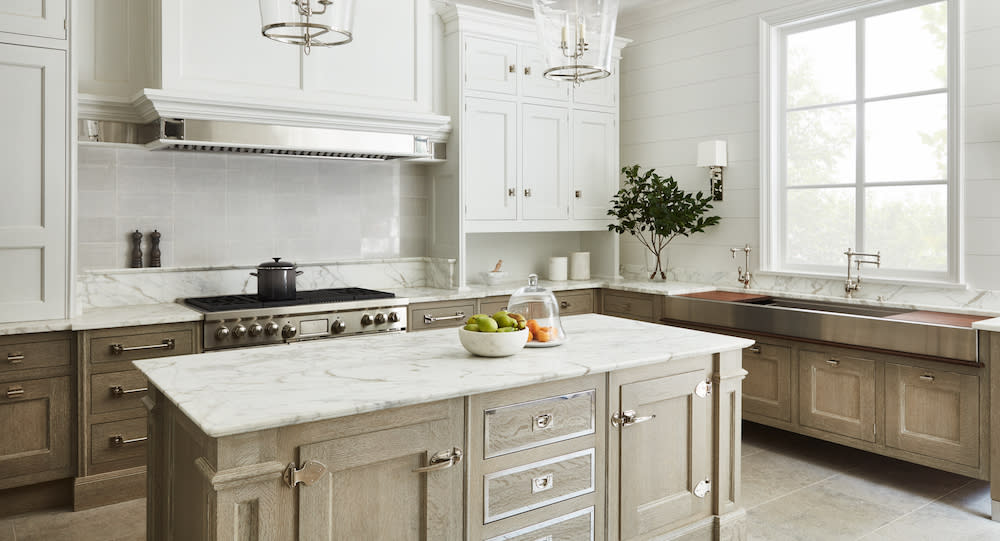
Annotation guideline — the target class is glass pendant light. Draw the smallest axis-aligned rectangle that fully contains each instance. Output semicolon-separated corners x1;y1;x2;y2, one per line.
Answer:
259;0;355;54
532;0;620;83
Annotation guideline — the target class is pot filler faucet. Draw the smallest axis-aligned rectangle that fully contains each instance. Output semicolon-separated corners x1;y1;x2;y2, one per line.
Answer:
730;244;752;289
844;248;881;298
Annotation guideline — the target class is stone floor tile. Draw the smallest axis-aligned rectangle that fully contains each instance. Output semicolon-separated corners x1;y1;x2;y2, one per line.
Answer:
11;499;144;541
814;457;970;515
748;481;901;541
860;481;1000;541
741;448;843;508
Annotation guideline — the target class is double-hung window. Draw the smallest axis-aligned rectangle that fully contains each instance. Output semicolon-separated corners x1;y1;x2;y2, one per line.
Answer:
762;0;958;282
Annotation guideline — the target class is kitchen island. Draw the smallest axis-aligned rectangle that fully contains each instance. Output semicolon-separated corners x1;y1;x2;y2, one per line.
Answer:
135;314;753;540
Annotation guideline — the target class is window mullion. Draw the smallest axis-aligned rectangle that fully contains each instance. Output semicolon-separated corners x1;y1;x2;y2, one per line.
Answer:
855;15;865;254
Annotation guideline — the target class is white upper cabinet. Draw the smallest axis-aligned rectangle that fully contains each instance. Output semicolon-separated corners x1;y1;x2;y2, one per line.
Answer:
520;45;571;102
0;43;68;322
0;0;66;40
465;37;519;96
573;110;618;220
572;65;619;109
464;98;518;221
521;104;571;220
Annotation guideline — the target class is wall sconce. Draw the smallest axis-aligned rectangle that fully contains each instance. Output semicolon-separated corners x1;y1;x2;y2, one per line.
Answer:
697;140;727;201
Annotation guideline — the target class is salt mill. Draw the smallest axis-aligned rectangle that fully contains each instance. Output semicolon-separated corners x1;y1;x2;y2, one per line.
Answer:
130;230;143;268
150;230;162;268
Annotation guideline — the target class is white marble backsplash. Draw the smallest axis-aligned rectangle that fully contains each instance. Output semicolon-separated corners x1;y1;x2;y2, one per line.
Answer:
77;257;456;310
621;263;1000;316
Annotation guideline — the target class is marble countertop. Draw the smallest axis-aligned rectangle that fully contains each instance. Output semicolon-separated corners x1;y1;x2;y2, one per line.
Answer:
391;279;715;303
0;303;204;337
134;314;753;438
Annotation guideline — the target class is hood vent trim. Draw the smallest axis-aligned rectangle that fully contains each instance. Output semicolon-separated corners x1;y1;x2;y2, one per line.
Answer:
164;144;396;161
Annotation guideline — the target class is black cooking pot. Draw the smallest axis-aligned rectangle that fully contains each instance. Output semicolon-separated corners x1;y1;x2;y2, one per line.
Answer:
250;258;303;301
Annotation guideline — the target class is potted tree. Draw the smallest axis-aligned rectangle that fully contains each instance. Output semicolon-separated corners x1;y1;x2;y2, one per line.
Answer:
608;165;721;280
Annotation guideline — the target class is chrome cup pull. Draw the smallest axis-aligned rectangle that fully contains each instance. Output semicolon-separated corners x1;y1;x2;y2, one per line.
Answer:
413;447;463;474
110;385;149;398
531;473;554;493
748;345;762;354
919;374;935;382
5;386;24;399
110;338;175;355
423;312;465;324
826;359;840;367
559;301;569;309
533;413;554;431
109;434;148;447
7;352;24;364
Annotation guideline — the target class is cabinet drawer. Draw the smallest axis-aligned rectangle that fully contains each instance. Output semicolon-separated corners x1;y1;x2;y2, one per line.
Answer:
486;506;594;541
602;292;654;321
485;389;595;458
742;342;792;422
90;417;147;469
0;376;72;485
484;449;595;523
885;363;979;467
0;334;71;374
89;326;196;365
799;350;877;442
554;291;593;316
480;296;510;317
90;370;148;416
410;301;477;331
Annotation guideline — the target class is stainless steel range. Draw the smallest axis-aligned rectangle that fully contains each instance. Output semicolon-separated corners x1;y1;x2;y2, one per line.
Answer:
184;288;408;350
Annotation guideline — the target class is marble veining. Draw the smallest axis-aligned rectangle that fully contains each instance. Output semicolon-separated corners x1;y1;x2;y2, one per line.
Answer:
0;303;204;336
134;314;753;438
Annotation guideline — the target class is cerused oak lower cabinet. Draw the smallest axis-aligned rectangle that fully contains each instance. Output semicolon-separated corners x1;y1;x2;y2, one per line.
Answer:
75;322;200;510
799;349;878;443
146;353;746;540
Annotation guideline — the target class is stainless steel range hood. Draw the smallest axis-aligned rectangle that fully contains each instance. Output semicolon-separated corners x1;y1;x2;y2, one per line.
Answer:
83;117;446;161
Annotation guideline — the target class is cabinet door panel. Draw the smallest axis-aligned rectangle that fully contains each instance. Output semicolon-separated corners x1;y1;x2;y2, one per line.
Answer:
618;369;711;540
0;43;67;322
0;376;72;486
0;0;66;39
799;350;876;442
464;98;518;220
743;342;792;422
520;45;570;101
465;37;518;95
572;68;618;108
885;363;979;467
522;104;570;220
299;415;463;540
572;111;618;220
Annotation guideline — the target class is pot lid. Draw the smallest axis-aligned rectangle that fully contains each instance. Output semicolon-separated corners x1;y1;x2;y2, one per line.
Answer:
258;257;295;269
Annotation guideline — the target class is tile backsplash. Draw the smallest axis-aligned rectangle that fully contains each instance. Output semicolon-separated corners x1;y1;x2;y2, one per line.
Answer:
77;146;431;270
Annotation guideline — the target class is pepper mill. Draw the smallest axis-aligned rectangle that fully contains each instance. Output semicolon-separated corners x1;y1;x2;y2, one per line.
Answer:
130;230;143;268
150;230;162;268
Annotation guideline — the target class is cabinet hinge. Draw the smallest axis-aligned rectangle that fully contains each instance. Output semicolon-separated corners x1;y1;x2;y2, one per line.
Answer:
694;478;711;498
694;380;712;398
283;460;327;488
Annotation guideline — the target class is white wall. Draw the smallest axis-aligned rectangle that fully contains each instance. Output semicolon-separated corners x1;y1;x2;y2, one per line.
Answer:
618;0;1000;291
77;147;431;270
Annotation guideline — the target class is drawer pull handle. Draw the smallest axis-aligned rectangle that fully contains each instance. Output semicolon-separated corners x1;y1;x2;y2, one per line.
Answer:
413;447;463;474
748;345;761;354
826;359;840;367
7;353;24;364
508;64;516;73
5;386;24;399
110;338;175;355
531;473;554;493
575;190;582;198
524;66;532;75
524;188;532;197
533;413;554;431
423;312;465;324
919;374;935;382
110;385;149;398
559;301;569;309
612;409;655;428
508;188;516;197
109;434;147;447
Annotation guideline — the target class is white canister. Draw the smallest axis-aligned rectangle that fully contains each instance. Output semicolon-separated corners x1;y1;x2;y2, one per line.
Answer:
548;257;568;281
569;252;591;280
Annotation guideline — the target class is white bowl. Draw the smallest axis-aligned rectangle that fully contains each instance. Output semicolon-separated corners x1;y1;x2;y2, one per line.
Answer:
481;271;508;285
459;328;529;357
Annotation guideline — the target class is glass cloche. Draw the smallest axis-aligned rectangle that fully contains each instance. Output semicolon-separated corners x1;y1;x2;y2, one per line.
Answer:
507;274;566;347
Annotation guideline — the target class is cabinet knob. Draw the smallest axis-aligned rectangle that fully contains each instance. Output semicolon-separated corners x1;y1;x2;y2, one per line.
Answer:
508;64;516;73
524;66;532;76
575;190;582;198
524;188;532;197
508;188;516;197
559;301;569;309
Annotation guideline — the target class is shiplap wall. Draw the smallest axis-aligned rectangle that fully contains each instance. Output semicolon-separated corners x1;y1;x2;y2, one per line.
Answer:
618;0;1000;290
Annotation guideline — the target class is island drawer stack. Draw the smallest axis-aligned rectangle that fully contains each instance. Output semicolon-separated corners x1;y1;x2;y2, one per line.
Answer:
468;374;606;540
75;322;200;510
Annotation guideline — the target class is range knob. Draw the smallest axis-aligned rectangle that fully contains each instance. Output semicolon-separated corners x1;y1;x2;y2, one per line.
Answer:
374;313;386;325
264;321;280;336
282;324;297;339
214;326;231;340
387;312;400;323
331;320;346;334
231;324;247;338
248;323;264;337
361;314;373;326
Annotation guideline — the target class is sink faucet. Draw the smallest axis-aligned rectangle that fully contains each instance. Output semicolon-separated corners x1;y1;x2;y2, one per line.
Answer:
730;244;752;289
844;248;880;298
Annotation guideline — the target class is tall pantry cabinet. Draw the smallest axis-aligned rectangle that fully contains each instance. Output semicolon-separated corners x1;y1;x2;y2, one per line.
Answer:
0;2;73;324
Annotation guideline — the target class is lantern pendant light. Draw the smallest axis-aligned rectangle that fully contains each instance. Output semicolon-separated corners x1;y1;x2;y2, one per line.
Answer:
259;0;355;55
532;0;620;84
